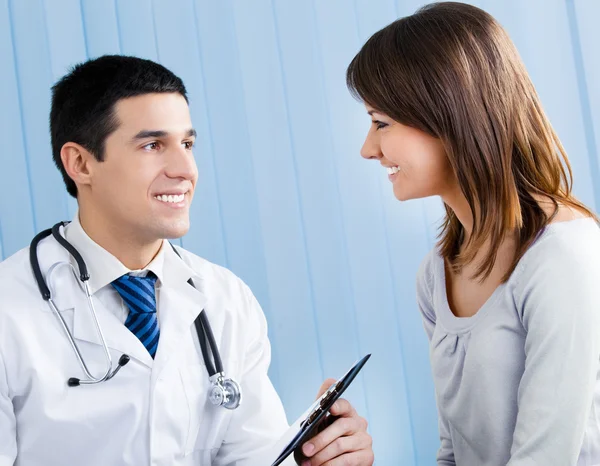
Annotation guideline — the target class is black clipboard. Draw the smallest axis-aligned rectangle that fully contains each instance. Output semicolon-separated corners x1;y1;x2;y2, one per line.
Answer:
270;354;371;466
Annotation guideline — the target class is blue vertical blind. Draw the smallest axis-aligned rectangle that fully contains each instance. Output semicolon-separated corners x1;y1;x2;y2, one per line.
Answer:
0;0;598;463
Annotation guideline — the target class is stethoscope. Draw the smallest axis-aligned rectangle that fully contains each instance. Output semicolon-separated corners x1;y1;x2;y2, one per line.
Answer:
29;221;242;410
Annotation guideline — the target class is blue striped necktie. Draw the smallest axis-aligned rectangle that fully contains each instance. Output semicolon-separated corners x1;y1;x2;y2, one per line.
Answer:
111;272;160;358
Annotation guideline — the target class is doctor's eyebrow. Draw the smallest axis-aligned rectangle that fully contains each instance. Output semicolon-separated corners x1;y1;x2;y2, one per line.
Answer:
131;128;197;141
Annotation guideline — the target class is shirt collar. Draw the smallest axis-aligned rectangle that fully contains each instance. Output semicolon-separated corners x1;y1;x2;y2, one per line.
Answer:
63;212;166;295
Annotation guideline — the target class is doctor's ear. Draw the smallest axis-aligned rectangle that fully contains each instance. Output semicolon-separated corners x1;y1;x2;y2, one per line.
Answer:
60;142;96;190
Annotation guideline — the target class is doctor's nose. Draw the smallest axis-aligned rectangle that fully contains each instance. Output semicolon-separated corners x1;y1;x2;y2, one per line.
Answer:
165;147;198;181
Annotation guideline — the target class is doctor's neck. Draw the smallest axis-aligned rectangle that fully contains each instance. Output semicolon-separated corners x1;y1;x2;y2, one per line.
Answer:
78;209;163;271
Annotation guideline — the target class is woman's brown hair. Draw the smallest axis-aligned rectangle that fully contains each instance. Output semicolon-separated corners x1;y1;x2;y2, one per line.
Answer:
347;1;596;282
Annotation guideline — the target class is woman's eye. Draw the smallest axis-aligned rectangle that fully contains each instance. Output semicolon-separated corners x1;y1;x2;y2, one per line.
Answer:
372;120;388;130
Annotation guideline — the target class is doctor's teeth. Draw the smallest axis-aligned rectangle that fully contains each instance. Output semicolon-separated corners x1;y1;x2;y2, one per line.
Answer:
387;166;400;175
155;194;185;203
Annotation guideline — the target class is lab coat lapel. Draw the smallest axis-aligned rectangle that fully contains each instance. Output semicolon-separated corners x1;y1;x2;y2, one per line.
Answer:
152;246;207;379
70;282;155;368
36;234;155;369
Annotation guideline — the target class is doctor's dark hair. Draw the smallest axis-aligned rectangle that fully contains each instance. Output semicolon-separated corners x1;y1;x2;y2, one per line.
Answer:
50;55;188;198
346;2;595;282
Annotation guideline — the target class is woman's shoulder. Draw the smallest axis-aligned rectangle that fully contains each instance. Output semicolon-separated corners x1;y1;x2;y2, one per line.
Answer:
529;216;598;257
512;216;600;284
507;214;600;327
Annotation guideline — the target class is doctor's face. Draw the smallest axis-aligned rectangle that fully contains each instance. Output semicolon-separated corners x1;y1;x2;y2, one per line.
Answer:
360;105;453;201
88;93;198;242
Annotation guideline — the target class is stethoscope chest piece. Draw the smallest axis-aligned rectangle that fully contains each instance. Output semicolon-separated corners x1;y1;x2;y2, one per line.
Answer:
209;373;242;410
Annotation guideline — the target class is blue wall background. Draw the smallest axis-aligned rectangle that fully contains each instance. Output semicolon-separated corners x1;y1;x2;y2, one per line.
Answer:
1;1;599;464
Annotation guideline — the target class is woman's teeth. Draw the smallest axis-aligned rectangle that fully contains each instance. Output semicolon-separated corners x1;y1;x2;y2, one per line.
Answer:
155;194;185;204
387;166;400;175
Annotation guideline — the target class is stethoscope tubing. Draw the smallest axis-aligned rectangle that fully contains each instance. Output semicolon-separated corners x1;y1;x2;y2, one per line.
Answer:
28;222;236;401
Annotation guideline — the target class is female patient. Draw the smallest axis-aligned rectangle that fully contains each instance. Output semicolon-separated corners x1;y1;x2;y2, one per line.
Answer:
347;2;600;465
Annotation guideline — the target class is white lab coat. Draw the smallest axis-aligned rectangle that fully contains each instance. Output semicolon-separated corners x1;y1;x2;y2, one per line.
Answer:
0;233;291;466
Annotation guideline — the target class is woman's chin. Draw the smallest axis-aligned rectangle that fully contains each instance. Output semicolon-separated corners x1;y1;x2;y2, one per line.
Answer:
393;187;415;202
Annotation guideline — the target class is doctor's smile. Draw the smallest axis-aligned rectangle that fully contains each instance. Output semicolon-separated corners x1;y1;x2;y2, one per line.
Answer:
153;193;188;207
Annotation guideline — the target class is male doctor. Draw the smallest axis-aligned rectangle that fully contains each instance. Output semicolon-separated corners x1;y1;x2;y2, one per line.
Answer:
0;55;373;466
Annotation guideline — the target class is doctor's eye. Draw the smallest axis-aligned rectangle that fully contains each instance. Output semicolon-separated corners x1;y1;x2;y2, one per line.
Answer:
142;141;161;151
183;140;195;150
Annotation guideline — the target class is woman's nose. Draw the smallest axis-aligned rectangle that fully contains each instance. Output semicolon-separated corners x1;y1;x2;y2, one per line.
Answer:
360;133;382;160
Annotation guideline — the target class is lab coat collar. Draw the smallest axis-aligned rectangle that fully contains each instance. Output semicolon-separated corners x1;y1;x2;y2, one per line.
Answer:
64;213;166;294
35;235;155;368
72;243;207;370
38;225;207;370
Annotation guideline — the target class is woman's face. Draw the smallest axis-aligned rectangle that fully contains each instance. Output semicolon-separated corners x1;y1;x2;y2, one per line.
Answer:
361;105;455;201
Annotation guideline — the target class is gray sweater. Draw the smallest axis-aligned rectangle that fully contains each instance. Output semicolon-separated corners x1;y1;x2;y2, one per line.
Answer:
417;218;600;465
